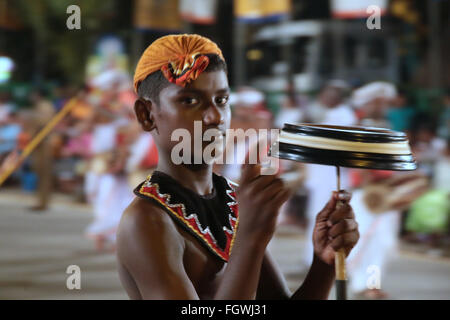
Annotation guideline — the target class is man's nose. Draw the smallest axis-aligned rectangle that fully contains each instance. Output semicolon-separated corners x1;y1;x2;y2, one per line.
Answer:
202;103;224;126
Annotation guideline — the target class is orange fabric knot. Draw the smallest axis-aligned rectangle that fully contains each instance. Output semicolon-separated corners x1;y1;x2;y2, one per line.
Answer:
133;34;224;92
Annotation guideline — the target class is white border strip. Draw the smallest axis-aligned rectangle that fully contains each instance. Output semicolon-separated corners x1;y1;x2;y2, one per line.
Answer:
279;131;411;155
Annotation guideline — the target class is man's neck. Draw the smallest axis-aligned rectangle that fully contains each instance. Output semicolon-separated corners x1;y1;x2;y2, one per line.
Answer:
155;154;214;196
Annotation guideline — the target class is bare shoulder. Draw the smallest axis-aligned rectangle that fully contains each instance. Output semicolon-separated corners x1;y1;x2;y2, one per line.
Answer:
116;197;198;299
116;197;185;261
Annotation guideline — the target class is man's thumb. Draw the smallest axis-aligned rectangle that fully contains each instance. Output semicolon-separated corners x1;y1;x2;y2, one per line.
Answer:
316;192;338;221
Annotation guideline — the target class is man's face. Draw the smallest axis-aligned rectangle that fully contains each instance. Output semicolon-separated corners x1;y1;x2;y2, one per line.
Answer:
319;87;342;108
150;70;231;163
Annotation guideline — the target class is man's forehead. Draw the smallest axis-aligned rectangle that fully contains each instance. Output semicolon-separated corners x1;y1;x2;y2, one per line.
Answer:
176;87;230;94
172;71;229;94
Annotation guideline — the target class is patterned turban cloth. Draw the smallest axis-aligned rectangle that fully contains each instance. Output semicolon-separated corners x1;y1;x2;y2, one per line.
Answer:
133;34;224;93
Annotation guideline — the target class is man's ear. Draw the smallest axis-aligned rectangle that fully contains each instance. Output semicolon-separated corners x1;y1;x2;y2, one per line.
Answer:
134;98;157;132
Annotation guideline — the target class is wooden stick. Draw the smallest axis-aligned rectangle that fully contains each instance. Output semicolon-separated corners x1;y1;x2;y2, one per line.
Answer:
335;166;347;300
0;98;78;187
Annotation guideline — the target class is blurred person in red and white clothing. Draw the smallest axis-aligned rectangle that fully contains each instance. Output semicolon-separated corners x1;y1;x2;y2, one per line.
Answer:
216;87;272;182
345;82;428;299
83;81;158;252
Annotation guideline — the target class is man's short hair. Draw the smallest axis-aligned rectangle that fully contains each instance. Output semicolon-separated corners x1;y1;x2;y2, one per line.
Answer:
137;53;227;105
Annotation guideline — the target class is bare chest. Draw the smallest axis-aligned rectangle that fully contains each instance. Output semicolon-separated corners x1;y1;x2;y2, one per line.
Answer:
182;232;228;299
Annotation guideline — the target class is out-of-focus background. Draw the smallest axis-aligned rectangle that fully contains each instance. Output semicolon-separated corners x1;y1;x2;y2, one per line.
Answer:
0;0;449;300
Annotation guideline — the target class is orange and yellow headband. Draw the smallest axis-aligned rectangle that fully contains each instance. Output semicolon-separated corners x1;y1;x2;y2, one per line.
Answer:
133;34;224;92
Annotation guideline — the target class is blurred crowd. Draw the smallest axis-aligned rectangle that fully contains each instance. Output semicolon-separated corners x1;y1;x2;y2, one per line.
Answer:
265;80;450;299
0;73;158;251
0;75;449;298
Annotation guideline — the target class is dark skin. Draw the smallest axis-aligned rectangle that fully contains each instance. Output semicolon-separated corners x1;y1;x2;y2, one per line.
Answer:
116;70;359;299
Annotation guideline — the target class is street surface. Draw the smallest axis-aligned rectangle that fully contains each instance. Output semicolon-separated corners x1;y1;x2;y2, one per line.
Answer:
0;190;449;300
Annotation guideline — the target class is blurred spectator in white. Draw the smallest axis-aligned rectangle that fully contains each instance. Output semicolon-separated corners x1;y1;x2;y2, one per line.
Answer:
274;83;309;228
274;81;307;128
85;115;155;252
351;81;397;128
125;123;158;187
346;82;430;299
347;169;428;299
83;71;144;251
218;87;272;182
83;94;131;251
304;80;356;125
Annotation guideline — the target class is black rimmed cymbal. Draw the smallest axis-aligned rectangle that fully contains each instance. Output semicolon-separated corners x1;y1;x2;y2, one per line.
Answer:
270;123;417;171
283;123;407;143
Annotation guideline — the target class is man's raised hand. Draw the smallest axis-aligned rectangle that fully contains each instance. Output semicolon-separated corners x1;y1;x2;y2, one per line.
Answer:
235;145;291;247
312;191;360;266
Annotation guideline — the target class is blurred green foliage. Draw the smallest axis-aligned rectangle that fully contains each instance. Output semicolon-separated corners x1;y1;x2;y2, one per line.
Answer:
11;0;124;85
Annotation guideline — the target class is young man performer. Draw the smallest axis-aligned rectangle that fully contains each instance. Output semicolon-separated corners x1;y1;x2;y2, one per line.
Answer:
116;34;359;300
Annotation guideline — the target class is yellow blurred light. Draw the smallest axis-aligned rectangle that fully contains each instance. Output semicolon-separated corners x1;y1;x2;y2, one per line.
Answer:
247;49;263;60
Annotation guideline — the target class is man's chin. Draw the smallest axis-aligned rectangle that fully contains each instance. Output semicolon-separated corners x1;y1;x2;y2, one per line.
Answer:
181;162;211;171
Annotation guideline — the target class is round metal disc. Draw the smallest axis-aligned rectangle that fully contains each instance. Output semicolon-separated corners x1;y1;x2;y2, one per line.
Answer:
283;123;407;143
270;146;417;171
271;124;417;171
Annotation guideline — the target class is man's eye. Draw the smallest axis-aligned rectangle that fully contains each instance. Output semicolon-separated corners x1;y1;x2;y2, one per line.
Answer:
181;97;199;105
215;96;229;106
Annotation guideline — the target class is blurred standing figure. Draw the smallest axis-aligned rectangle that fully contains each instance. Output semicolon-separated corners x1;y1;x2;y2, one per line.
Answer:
29;89;55;211
274;82;308;228
351;81;397;128
274;81;307;128
346;82;424;299
218;87;272;182
84;103;128;251
303;80;356;124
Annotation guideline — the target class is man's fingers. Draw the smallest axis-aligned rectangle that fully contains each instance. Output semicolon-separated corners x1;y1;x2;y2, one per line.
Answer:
328;219;358;239
263;178;288;200
240;142;261;184
269;187;291;207
334;190;352;203
315;192;338;221
251;174;280;193
330;230;360;251
327;203;355;226
240;162;261;185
